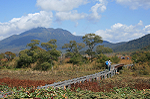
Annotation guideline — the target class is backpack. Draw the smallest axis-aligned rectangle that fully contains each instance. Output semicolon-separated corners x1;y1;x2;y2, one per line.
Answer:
105;61;108;65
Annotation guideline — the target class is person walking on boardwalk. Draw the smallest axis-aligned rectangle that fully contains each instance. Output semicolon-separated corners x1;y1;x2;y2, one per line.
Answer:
108;59;112;71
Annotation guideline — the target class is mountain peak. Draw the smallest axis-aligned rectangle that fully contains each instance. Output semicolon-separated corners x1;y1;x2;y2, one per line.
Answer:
0;27;82;53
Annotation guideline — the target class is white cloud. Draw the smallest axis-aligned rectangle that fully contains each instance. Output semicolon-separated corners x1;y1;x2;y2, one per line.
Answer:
0;11;53;40
88;0;108;21
37;0;107;23
55;10;87;21
95;30;113;39
73;32;76;35
137;20;143;26
36;0;88;12
95;20;148;43
75;22;79;27
144;25;150;33
116;0;150;9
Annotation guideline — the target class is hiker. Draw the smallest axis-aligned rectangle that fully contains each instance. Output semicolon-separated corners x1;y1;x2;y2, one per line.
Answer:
105;60;109;71
108;59;112;71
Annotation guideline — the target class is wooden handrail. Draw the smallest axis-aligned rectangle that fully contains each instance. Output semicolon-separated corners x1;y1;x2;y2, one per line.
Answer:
37;64;130;89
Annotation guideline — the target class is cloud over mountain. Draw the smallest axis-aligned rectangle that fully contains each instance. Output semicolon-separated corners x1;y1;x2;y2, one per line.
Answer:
0;0;108;41
144;25;150;33
0;11;53;40
95;20;149;43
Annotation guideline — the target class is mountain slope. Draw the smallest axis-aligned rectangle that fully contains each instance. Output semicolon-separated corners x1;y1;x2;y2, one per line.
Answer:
141;44;150;51
112;34;150;52
1;27;149;53
0;27;111;53
0;27;83;53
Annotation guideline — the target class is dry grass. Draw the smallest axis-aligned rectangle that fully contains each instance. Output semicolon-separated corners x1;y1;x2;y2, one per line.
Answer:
0;56;133;82
54;61;98;71
0;61;102;82
118;56;133;64
119;59;132;64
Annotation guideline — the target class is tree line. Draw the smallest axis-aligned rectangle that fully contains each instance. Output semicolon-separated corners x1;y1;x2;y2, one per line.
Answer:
0;33;113;71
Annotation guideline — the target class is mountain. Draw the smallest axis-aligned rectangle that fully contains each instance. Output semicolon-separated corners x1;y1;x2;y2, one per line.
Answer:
112;34;150;52
0;27;111;53
2;27;149;54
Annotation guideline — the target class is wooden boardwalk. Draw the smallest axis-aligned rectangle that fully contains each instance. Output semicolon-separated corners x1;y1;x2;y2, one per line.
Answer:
37;64;133;89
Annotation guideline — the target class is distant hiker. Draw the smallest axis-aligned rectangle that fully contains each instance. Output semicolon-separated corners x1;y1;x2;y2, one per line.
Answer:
108;59;112;71
105;60;109;70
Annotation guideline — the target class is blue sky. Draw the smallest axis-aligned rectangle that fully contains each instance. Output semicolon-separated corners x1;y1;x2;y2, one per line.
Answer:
0;0;150;43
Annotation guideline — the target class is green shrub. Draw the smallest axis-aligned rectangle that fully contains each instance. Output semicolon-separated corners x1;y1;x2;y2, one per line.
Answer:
41;62;52;71
96;54;109;69
139;70;149;75
111;55;120;64
131;51;150;64
34;62;52;71
97;54;109;64
69;54;82;66
93;63;104;69
17;54;32;68
131;51;150;75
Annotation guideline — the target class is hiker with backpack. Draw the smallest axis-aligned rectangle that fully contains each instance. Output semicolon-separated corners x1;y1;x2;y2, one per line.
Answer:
105;59;112;71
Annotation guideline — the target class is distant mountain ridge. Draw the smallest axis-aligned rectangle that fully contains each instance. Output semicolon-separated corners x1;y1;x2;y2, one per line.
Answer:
0;27;149;53
112;34;150;52
0;27;111;53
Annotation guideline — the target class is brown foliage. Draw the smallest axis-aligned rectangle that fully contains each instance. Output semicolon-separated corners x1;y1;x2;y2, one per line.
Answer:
0;77;55;88
71;75;150;92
